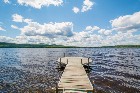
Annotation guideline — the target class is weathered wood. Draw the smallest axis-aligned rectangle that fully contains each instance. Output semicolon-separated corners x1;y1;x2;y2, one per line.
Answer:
57;57;93;93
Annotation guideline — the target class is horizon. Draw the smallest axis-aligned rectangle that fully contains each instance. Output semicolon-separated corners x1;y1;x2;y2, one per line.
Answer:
0;0;140;47
1;42;140;48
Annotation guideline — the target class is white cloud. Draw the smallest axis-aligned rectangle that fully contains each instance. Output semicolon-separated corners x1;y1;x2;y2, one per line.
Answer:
110;11;140;32
72;7;80;14
12;14;23;22
85;26;92;31
81;0;94;12
12;14;33;23
92;26;100;31
11;25;19;29
3;0;10;3
0;27;6;31
73;0;94;13
103;31;137;46
17;0;63;9
98;29;112;35
23;19;32;23
3;12;139;47
1;28;140;47
66;31;103;47
11;14;74;38
15;36;52;44
0;36;13;43
20;21;74;38
85;26;100;31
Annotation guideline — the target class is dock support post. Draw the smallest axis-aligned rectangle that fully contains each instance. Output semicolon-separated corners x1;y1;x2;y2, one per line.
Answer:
60;58;61;67
67;59;68;64
56;82;58;93
88;57;90;71
64;53;65;57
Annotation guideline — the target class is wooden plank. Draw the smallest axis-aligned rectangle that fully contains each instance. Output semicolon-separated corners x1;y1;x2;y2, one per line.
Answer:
57;57;93;93
58;57;92;64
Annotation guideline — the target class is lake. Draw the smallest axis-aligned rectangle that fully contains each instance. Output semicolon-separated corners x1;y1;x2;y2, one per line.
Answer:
0;48;140;93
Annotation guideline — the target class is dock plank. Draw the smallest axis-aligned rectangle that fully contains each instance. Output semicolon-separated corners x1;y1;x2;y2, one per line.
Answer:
57;57;93;93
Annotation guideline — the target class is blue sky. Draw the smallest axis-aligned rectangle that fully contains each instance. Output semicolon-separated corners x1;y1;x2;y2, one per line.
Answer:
0;0;140;46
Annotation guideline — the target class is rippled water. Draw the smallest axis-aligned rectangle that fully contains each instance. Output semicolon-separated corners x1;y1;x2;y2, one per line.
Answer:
0;48;140;93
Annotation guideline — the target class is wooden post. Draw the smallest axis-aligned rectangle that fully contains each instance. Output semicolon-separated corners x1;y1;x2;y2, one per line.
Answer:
67;59;68;64
56;82;58;93
88;58;90;71
60;58;61;67
64;53;65;57
81;59;82;64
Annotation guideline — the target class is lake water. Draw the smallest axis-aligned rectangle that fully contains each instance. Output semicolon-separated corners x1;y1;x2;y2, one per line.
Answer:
0;48;140;93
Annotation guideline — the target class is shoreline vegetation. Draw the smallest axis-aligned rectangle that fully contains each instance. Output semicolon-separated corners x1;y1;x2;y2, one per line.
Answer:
0;42;140;48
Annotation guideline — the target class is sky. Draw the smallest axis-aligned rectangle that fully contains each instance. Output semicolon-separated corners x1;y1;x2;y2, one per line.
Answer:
0;0;140;47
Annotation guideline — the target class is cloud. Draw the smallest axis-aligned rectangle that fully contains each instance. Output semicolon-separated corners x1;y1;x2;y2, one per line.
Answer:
103;31;138;46
0;36;13;43
3;0;10;3
81;0;94;12
67;32;103;47
20;22;74;38
72;7;80;14
72;0;94;13
1;27;140;47
23;19;32;23
1;30;140;47
11;25;19;29
85;26;100;31
12;14;33;23
15;36;52;44
98;29;112;35
0;27;6;31
85;26;92;31
17;0;63;9
110;11;140;32
11;14;74;38
2;12;140;47
12;14;23;22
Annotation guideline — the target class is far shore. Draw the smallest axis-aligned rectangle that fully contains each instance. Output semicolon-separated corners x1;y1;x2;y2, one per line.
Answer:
0;42;140;48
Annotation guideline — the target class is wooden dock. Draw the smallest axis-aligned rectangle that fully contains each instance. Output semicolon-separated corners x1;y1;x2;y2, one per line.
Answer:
57;57;94;93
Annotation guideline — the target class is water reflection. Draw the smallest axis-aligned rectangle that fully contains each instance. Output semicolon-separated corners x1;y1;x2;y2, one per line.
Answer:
0;48;140;93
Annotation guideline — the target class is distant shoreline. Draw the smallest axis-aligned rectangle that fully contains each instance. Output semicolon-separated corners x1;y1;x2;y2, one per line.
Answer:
0;42;140;48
